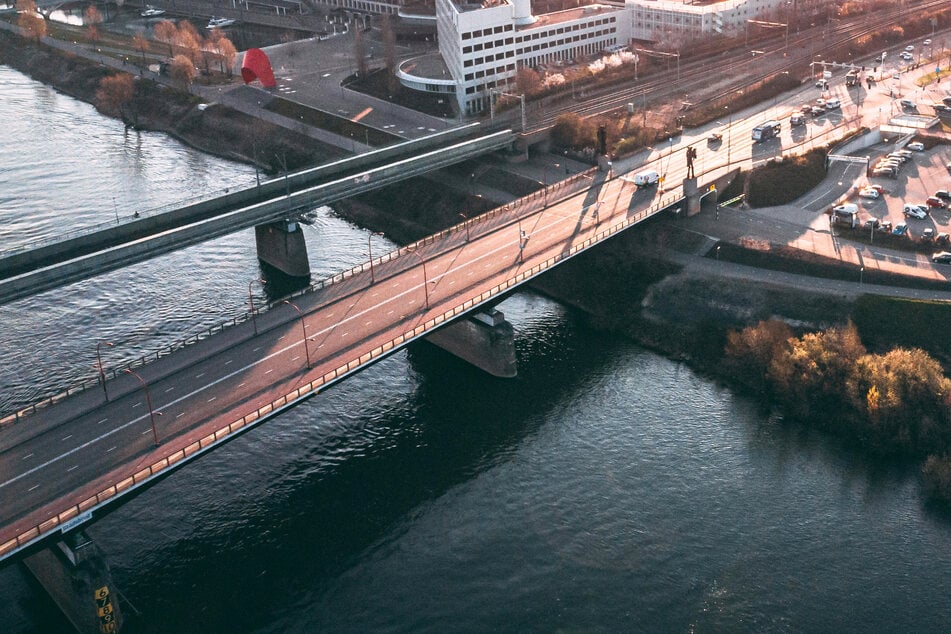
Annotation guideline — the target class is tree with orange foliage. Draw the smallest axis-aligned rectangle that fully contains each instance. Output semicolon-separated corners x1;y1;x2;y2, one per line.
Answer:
16;0;47;41
84;5;103;42
95;72;137;127
213;37;237;76
132;32;150;65
154;20;177;57
167;54;196;88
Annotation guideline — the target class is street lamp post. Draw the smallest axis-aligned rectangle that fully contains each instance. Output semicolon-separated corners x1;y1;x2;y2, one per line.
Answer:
248;278;266;335
96;340;113;401
459;212;470;242
283;300;311;368
367;232;384;283
124;369;159;446
408;249;430;310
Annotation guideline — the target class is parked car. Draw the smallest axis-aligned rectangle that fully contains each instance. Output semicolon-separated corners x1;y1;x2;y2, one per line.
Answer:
935;190;951;200
903;204;928;219
878;220;893;233
872;166;897;178
937;232;950;245
900;99;917;109
866;184;886;194
932;251;951;263
946;161;951;172
893;222;909;236
907;141;925;151
886;153;909;163
707;132;723;144
825;98;841;110
923;227;936;241
865;218;881;230
926;196;947;209
832;203;859;215
858;187;880;199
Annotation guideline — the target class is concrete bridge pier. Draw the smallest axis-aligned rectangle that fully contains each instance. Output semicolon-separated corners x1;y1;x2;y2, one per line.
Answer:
255;220;311;278
682;177;701;216
425;309;517;377
23;531;125;633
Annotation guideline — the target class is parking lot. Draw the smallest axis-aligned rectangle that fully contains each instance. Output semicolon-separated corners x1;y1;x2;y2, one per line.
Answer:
845;139;951;254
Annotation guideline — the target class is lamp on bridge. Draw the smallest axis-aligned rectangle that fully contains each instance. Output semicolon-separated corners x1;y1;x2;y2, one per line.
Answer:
96;340;113;401
407;249;430;311
248;278;267;335
283;300;311;369
124;369;160;447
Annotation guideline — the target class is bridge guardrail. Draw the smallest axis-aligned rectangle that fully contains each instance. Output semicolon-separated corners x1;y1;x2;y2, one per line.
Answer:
0;163;601;426
0;175;686;563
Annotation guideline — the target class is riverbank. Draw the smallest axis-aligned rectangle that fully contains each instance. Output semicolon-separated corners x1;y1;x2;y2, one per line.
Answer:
0;29;337;172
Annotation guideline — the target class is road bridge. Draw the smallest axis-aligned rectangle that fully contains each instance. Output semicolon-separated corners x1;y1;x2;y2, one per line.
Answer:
0;127;516;306
0;163;710;569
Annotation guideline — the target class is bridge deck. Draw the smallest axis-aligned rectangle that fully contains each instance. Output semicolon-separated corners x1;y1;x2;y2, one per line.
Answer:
0;167;686;562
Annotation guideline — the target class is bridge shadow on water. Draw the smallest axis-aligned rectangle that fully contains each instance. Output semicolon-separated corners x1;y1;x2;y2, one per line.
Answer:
90;298;637;632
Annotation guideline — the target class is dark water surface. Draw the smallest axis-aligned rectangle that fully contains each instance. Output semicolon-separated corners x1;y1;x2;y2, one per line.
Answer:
2;65;951;632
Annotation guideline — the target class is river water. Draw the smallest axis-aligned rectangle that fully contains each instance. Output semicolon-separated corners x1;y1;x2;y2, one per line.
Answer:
2;64;951;632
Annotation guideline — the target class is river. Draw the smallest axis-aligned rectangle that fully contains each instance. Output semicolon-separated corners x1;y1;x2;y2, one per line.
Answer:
2;64;951;632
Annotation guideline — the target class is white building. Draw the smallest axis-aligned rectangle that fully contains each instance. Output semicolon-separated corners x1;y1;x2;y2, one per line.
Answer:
626;0;793;42
399;0;632;116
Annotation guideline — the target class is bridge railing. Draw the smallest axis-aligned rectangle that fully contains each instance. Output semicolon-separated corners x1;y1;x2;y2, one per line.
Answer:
0;165;636;428
0;178;687;563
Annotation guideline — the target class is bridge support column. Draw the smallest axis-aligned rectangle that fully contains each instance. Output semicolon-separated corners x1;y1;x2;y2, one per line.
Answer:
255;220;311;278
425;309;517;378
682;177;701;216
23;531;125;633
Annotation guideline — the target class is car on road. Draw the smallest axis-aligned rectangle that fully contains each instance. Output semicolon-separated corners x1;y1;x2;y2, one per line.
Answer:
934;190;951;200
907;141;925;151
926;196;947;209
811;106;826;116
790;113;805;126
905;45;915;51
901;52;914;61
815;78;829;89
925;39;932;46
932;251;951;263
903;203;928;219
800;104;813;113
826;98;841;110
858;187;881;199
893;222;909;236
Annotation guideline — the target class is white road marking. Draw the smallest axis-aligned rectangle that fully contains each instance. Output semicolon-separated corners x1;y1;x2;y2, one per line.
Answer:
22;454;33;461
67;465;78;472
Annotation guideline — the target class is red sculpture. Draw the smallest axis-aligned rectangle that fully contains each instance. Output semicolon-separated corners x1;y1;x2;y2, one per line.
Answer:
241;48;276;88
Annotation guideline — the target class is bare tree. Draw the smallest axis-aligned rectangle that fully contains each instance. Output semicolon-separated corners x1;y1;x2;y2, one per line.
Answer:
16;0;47;41
132;31;150;65
84;5;103;42
216;38;237;76
353;25;367;78
168;53;196;88
154;20;177;57
96;72;137;126
175;20;202;65
515;67;541;94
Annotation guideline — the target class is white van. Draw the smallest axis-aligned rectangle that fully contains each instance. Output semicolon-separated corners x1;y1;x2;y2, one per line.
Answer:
633;170;660;186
